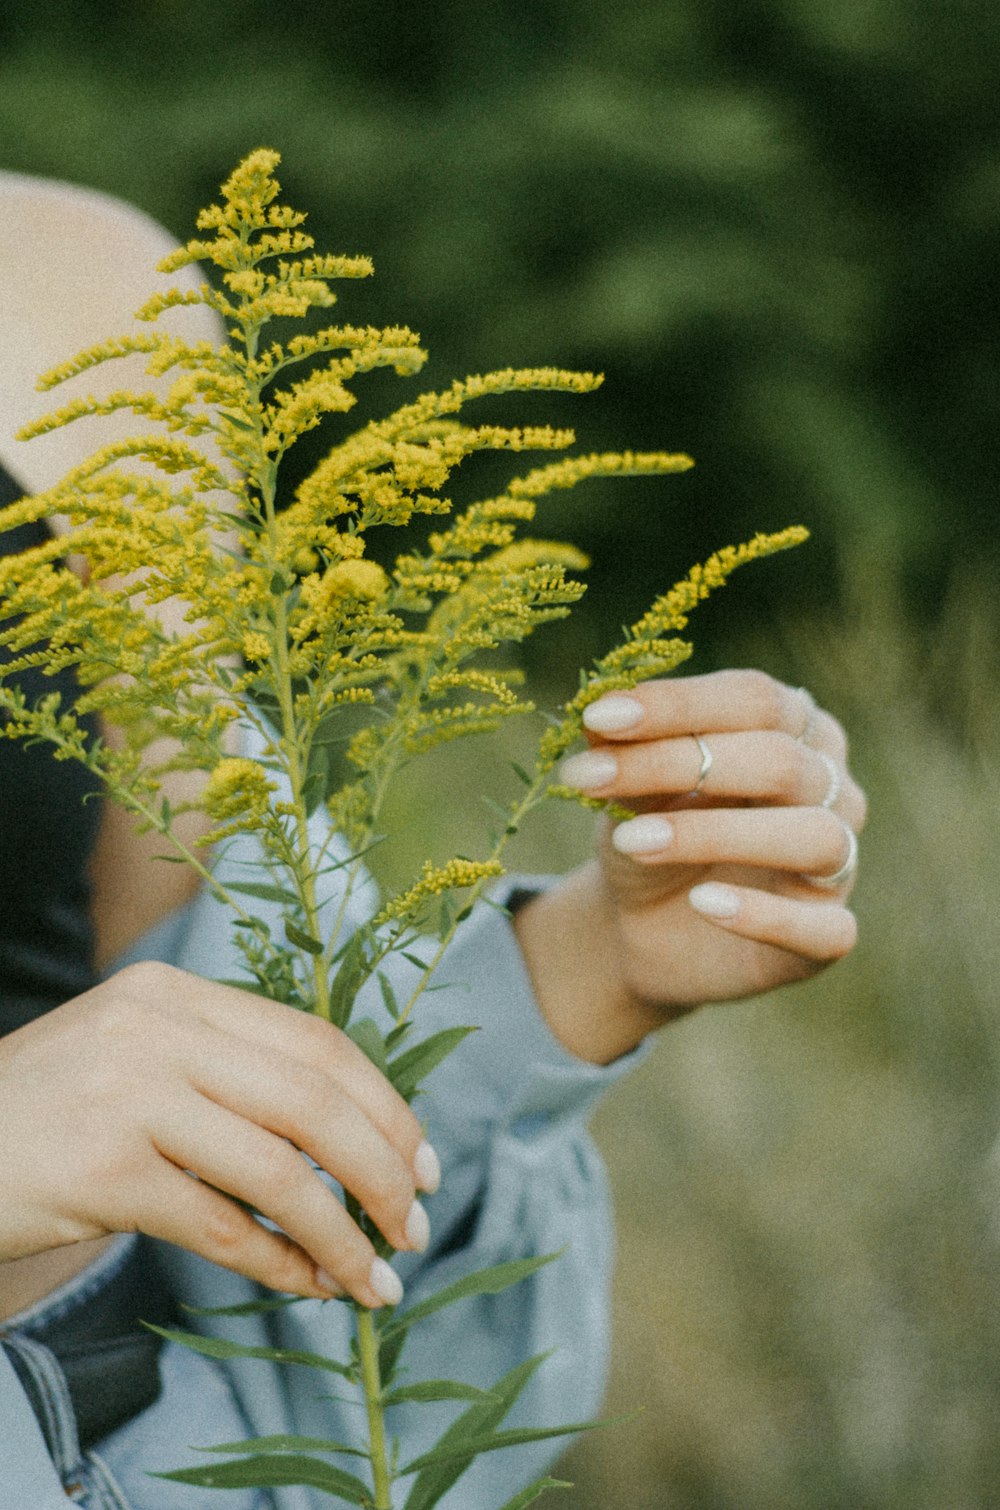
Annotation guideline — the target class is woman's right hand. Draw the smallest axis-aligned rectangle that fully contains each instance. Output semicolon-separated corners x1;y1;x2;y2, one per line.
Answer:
0;961;439;1308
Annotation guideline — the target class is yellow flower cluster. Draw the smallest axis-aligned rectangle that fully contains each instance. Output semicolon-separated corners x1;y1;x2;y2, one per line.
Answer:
374;858;505;926
202;756;277;823
538;526;810;770
0;147;807;995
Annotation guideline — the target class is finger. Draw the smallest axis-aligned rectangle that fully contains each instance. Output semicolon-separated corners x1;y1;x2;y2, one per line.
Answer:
687;881;858;961
115;963;437;1190
185;1023;427;1257
581;670;846;752
610;805;859;886
127;1160;342;1301
149;1092;408;1308
561;731;865;822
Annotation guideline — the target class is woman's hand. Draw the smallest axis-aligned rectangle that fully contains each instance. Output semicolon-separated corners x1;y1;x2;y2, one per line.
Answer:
514;670;865;1063
0;963;440;1307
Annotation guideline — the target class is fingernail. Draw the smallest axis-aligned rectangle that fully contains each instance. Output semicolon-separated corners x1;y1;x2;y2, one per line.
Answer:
315;1266;343;1297
369;1257;404;1307
583;695;644;733
405;1199;430;1252
688;882;740;919
612;815;674;854
559;751;619;790
414;1140;441;1193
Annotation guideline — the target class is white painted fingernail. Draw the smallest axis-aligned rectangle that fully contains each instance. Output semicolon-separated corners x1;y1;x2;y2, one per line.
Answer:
315;1267;343;1296
414;1140;441;1193
405;1199;430;1252
612;815;674;854
559;751;619;789
583;695;644;733
688;882;741;919
369;1257;404;1306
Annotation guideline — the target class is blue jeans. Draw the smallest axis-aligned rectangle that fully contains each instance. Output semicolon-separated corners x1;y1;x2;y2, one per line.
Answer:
4;1234;273;1510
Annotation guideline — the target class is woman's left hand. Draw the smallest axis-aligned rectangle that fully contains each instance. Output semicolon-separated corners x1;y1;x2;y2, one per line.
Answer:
567;669;865;1008
514;670;865;1062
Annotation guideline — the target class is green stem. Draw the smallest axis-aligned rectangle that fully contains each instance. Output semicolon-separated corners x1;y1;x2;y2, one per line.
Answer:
355;1305;393;1509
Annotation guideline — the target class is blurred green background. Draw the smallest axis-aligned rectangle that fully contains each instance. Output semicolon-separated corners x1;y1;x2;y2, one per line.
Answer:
2;2;999;1504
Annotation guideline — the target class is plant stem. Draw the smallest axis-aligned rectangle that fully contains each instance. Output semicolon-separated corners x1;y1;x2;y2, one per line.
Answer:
356;1304;393;1509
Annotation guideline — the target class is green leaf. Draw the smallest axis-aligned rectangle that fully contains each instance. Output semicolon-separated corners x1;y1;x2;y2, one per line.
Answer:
142;1325;355;1379
382;1380;496;1407
388;1026;476;1100
226;879;299;905
346;1017;388;1074
181;1295;305;1318
303;740;332;816
155;1454;369;1501
211;978;281;999
285;919;324;955
196;1434;367;1458
401;1353;548;1510
510;761;532;785
384;1019;413;1051
381;1252;563;1340
377;971;400;1021
402;1421;606;1473
328;928;375;1028
401;950;431;972
498;1476;573;1509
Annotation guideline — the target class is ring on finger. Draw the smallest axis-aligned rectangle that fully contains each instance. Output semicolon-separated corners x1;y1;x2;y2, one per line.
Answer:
808;816;858;889
815;750;843;810
795;687;819;746
687;734;714;797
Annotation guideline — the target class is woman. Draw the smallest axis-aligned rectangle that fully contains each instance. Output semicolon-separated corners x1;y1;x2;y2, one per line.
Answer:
0;170;865;1508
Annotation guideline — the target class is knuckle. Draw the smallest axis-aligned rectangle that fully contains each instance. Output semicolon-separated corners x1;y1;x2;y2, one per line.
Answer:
741;669;784;727
767;733;806;800
113;958;183;1001
253;1137;305;1196
201;1197;251;1259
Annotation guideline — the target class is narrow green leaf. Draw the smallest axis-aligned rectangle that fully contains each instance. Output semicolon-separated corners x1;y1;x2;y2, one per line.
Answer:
346;1017;388;1075
378;971;400;1021
384;1019;412;1051
181;1295;304;1318
211;978;279;999
400;951;430;971
285;920;324;955
388;1026;477;1099
382;1380;495;1407
498;1476;573;1509
142;1325;355;1379
402;1420;607;1473
196;1434;367;1458
381;1252;563;1340
510;761;532;785
226;880;299;905
328;929;375;1028
401;1353;548;1510
155;1453;369;1501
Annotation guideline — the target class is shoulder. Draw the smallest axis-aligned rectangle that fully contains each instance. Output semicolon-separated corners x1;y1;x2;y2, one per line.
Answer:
0;171;221;491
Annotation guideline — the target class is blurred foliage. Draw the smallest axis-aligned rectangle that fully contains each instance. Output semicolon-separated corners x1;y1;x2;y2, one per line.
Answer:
1;0;997;668
3;5;999;1504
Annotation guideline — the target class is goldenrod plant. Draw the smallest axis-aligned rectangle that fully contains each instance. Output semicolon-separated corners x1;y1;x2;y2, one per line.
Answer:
0;150;805;1508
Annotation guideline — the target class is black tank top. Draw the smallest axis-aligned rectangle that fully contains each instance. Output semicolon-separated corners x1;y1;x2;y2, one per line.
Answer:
0;461;101;1032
